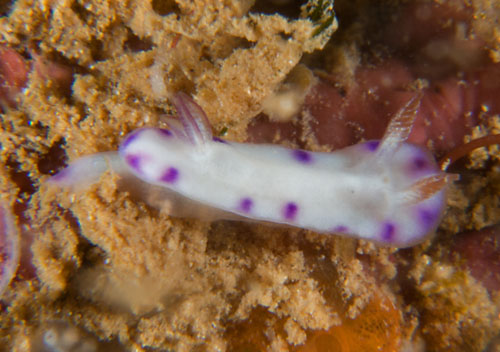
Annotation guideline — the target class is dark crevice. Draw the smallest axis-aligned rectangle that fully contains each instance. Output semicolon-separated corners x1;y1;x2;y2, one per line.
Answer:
89;37;105;62
278;32;293;41
37;138;67;175
0;0;14;17
6;159;36;196
152;0;181;16
71;0;92;23
6;158;37;221
234;37;254;51
124;28;154;52
32;120;49;139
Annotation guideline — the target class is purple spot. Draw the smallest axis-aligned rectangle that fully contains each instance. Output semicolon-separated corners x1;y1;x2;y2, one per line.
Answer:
333;225;348;233
365;140;380;152
158;128;172;137
412;157;428;170
380;222;396;242
121;131;140;149
283;202;298;220
160;167;179;183
125;154;141;171
292;150;313;163
238;197;253;213
212;137;228;144
418;208;436;227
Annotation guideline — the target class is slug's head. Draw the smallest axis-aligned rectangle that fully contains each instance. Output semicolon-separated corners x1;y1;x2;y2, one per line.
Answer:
375;142;451;247
350;94;452;247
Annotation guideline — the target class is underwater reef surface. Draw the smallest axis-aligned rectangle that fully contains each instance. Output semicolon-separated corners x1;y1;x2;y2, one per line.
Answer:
0;0;499;351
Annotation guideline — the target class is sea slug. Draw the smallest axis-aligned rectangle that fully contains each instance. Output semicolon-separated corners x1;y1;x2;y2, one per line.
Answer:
50;92;451;247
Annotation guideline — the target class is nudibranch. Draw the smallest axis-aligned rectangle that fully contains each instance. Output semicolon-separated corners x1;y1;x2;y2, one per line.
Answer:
50;92;452;247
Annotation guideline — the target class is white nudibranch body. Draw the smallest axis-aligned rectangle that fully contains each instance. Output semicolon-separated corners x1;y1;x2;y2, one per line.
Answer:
50;92;451;247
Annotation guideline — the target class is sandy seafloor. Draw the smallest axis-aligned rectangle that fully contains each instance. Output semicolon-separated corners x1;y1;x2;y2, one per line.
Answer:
0;0;499;351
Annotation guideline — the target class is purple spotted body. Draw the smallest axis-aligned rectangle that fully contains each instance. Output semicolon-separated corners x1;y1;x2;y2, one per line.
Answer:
333;225;348;233
292;150;313;163
364;140;380;152
121;131;140;149
283;202;298;220
239;197;253;213
50;92;451;247
125;154;142;171
417;207;438;227
380;222;396;242
160;167;179;183
159;128;173;137
213;137;228;144
412;157;427;170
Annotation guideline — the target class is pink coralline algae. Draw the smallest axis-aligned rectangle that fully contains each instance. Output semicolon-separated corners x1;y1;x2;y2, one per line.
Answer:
0;45;29;110
249;60;500;157
452;225;500;293
0;45;74;110
0;202;19;297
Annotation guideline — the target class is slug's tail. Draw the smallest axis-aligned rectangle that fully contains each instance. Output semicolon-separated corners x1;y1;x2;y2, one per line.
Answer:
47;152;126;189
